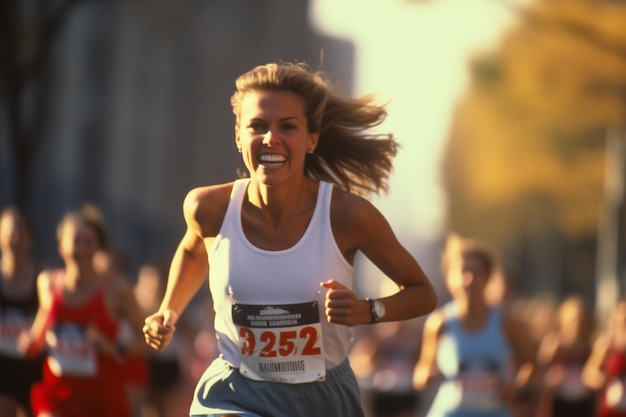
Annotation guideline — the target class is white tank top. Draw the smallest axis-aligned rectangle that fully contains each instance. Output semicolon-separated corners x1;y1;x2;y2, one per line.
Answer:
208;179;354;372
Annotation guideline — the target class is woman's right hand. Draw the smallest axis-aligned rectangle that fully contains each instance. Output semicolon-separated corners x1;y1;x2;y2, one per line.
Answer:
17;330;39;359
143;309;178;351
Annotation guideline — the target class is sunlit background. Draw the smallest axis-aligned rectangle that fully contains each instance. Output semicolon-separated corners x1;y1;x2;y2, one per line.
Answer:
310;0;534;299
311;0;527;239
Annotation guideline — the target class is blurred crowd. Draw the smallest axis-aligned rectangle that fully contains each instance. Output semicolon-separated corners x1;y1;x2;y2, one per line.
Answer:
1;203;626;417
0;204;217;417
351;238;626;417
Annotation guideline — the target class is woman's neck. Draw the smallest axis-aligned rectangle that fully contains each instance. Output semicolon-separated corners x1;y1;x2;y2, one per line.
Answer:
247;178;316;227
0;254;35;297
559;329;588;347
63;263;98;291
455;296;491;331
1;253;33;281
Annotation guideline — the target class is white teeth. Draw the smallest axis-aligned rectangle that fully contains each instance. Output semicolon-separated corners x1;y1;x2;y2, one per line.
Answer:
258;154;286;163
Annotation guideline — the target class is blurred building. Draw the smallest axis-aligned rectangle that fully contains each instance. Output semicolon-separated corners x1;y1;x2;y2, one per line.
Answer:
0;0;354;274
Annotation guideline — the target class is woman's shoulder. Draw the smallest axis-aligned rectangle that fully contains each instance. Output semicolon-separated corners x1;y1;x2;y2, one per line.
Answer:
35;268;63;307
328;188;389;251
536;331;561;364
185;181;236;207
592;332;611;352
36;268;63;290
423;307;447;338
330;187;381;224
329;185;369;204
183;181;236;232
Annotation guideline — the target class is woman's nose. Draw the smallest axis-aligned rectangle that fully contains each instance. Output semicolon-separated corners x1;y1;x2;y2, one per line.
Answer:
262;127;280;146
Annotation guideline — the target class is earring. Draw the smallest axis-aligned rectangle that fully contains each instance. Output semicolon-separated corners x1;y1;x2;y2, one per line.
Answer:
237;147;242;153
308;148;315;154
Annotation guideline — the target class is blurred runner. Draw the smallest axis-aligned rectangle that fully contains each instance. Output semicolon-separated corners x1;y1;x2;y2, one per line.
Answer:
0;207;44;417
413;234;538;417
19;205;151;417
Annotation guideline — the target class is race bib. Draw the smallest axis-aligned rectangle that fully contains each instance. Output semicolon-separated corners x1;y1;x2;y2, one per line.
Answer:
0;307;34;357
46;322;97;376
232;301;325;383
456;370;502;410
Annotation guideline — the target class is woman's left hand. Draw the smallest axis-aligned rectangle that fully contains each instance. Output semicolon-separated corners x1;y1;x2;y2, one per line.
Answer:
320;280;370;326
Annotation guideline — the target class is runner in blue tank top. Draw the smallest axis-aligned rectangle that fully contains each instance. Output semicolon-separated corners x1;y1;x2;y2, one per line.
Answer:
142;62;438;417
413;234;538;417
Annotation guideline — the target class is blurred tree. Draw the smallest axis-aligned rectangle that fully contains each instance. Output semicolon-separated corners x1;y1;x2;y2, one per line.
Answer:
0;0;83;209
442;0;626;297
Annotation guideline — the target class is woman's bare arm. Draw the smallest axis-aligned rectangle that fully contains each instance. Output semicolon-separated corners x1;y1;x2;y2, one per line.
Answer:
413;309;444;390
325;191;437;326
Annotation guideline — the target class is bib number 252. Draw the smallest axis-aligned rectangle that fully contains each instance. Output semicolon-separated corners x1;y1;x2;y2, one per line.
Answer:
239;326;321;357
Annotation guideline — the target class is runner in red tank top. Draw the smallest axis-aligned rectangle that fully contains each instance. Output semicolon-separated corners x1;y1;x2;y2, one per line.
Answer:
583;299;626;417
18;205;151;417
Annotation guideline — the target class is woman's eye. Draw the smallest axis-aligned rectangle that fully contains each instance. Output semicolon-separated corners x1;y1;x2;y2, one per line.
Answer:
248;123;267;133
282;123;296;131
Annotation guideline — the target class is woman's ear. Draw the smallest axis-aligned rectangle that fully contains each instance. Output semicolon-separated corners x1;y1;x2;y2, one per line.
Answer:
308;132;319;153
235;127;242;153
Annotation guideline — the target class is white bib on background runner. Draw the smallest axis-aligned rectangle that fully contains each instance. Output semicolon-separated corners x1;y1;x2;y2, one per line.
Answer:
0;307;35;357
46;322;97;376
606;376;626;410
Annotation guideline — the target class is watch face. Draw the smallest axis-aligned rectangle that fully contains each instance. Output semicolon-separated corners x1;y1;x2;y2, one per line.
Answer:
374;300;385;318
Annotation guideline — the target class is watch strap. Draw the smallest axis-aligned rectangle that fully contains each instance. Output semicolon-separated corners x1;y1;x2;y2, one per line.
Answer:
365;298;378;323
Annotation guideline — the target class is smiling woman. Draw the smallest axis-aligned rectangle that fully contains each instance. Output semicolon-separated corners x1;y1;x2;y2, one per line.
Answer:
235;90;315;187
230;62;400;196
142;62;437;417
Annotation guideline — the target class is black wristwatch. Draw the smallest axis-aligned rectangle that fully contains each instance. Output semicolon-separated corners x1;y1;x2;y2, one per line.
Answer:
366;298;386;323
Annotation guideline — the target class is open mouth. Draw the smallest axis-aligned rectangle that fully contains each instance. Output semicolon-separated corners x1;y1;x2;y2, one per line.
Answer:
258;154;287;168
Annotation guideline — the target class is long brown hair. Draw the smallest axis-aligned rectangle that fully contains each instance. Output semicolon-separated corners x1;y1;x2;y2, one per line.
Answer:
230;62;399;196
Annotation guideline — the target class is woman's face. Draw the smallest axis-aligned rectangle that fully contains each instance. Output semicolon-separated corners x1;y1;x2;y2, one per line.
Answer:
0;212;32;256
235;90;318;187
558;299;588;341
446;254;490;300
58;219;100;268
